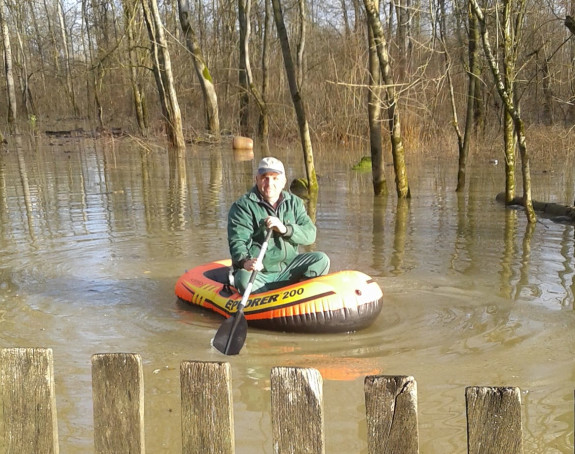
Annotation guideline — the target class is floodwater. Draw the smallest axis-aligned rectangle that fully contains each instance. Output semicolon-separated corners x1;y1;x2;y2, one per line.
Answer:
0;135;574;453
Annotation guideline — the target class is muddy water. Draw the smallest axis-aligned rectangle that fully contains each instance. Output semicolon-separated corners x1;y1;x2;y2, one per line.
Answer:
0;136;574;453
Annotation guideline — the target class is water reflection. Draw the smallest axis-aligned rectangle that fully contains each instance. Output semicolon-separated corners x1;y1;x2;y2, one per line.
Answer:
0;140;574;453
391;198;409;275
500;210;518;298
371;196;387;272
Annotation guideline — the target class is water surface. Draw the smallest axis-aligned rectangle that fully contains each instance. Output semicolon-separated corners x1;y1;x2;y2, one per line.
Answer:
0;137;574;452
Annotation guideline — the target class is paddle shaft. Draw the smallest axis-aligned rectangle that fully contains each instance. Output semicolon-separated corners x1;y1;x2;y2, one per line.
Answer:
221;228;273;354
238;228;273;311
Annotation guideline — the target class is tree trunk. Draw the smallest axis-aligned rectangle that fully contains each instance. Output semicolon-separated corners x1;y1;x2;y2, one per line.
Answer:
540;49;554;125
238;0;268;140
29;0;47;93
238;0;250;136
503;0;518;203
13;29;34;118
395;0;411;79
258;0;271;141
271;0;318;195
57;0;78;116
178;0;220;136
0;0;17;129
352;0;362;33
455;2;480;192
84;0;105;129
123;0;148;136
296;0;306;89
439;0;467;192
43;0;59;77
341;0;351;37
564;15;575;124
503;110;516;202
363;0;411;199
367;0;387;196
141;0;185;149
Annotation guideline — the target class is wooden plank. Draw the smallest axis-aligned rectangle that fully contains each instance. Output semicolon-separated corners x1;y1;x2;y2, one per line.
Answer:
0;348;59;454
364;375;419;454
180;361;234;454
466;386;523;454
92;353;145;454
271;367;324;454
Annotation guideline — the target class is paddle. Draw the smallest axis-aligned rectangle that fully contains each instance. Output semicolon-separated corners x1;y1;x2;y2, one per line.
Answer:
213;228;273;355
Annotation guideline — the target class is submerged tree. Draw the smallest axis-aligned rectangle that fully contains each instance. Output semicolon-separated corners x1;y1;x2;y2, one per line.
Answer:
258;0;271;140
271;0;318;195
470;0;536;223
565;16;575;123
438;0;479;192
366;0;387;196
238;0;268;140
57;0;78;116
178;0;220;137
500;0;526;204
363;0;410;199
0;0;17;130
123;0;148;136
141;0;185;149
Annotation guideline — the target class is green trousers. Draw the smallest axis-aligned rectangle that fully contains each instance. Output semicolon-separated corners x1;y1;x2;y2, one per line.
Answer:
233;251;330;294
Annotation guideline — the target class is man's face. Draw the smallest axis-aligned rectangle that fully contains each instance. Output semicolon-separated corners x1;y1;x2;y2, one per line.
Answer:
256;171;286;203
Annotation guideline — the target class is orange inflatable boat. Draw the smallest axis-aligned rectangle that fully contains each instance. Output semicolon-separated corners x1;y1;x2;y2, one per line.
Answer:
175;259;383;333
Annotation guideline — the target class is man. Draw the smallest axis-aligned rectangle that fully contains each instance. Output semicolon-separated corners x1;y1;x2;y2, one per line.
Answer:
228;157;330;294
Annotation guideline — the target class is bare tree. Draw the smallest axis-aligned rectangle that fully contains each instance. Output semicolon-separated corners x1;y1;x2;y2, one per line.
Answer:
258;0;271;141
296;0;306;89
56;0;78;115
363;0;410;198
178;0;220;137
238;0;250;135
367;0;387;196
565;15;575;123
501;0;525;203
439;0;478;192
271;0;318;195
141;0;185;149
123;0;148;136
470;0;536;223
83;0;104;129
395;0;411;79
238;0;268;139
8;1;35;118
0;0;17;129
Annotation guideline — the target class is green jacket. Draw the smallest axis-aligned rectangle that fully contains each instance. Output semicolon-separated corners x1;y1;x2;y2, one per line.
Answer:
228;187;316;273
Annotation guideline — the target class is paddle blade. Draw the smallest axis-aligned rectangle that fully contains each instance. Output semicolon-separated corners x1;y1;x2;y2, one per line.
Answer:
212;313;248;355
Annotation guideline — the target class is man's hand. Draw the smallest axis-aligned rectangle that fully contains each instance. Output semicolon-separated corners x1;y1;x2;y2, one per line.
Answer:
265;216;287;234
243;257;263;271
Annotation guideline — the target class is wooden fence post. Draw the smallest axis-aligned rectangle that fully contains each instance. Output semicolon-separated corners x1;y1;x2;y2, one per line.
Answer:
91;353;145;454
180;361;234;454
466;386;523;454
364;375;419;454
0;347;59;454
271;367;324;454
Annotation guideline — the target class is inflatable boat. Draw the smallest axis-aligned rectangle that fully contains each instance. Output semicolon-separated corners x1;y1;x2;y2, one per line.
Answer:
175;259;383;333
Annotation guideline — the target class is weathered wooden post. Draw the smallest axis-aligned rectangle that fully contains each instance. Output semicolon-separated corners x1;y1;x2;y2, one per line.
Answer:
270;367;324;454
466;386;523;454
180;361;234;454
364;375;419;454
91;353;145;454
0;348;59;453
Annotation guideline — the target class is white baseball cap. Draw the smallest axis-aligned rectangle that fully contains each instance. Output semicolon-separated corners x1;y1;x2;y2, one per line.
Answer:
257;157;285;175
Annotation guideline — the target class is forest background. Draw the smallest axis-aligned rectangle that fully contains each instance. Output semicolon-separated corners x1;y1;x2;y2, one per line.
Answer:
0;0;574;174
